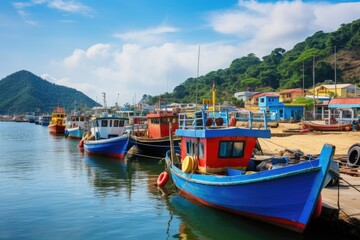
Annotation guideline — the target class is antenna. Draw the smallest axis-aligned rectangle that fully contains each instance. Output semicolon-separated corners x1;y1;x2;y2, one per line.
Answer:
196;45;200;107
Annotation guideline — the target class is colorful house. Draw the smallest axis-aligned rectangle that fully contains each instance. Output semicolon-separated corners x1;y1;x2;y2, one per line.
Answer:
258;95;305;121
327;98;360;122
278;88;305;102
310;84;360;98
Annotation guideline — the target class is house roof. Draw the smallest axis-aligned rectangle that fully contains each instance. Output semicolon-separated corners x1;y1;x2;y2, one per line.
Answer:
278;88;304;94
319;84;353;89
253;92;279;98
329;98;360;105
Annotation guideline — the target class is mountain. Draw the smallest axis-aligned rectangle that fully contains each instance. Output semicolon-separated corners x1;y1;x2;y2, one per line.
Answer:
0;70;100;114
147;19;360;106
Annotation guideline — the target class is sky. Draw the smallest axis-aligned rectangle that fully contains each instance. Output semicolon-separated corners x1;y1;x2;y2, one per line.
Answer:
1;0;360;106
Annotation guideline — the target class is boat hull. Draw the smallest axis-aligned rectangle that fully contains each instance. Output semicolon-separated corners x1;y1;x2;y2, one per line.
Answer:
48;124;65;134
301;121;352;131
131;136;181;157
165;144;335;233
84;134;133;158
65;126;84;139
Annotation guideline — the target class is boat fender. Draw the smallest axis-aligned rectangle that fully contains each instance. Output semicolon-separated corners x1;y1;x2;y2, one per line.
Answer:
215;117;224;126
229;116;237;127
312;194;322;219
205;118;213;126
182;156;197;173
78;139;84;148
346;143;360;167
157;172;169;187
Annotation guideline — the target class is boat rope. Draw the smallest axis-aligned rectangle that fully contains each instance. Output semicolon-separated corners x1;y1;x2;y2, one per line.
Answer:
135;142;174;148
335;176;360;225
127;151;164;160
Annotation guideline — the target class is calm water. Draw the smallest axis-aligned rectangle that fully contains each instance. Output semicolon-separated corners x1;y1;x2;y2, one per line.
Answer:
0;122;334;239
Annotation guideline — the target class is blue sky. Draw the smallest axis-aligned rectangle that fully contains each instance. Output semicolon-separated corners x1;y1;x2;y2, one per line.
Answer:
1;0;360;106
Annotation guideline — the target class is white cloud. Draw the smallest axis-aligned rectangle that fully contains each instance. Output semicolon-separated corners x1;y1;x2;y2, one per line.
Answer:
114;26;179;44
46;1;359;106
208;0;360;56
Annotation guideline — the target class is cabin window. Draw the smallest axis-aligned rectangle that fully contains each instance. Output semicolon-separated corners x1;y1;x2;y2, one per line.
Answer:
109;120;112;127
172;118;177;124
186;140;194;155
114;120;119;127
151;118;159;124
119;120;125;127
198;142;204;158
101;120;108;127
218;141;244;158
161;118;168;124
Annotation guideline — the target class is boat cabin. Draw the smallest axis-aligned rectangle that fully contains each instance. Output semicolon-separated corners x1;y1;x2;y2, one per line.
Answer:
176;110;271;174
50;107;66;126
146;111;179;138
89;116;128;139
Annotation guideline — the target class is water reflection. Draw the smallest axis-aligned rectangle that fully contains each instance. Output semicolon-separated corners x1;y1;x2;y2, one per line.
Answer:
166;195;305;240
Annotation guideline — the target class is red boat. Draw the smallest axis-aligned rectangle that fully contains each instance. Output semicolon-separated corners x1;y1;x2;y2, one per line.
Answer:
48;107;67;134
300;120;352;131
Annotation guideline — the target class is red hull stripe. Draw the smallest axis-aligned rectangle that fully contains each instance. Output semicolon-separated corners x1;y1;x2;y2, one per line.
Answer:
84;149;125;158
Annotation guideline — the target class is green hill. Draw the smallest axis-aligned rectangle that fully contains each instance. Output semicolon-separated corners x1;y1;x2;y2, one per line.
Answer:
0;70;100;114
148;19;360;105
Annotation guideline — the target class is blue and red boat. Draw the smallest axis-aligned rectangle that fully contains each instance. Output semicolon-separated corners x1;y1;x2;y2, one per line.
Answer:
163;108;339;233
82;113;134;158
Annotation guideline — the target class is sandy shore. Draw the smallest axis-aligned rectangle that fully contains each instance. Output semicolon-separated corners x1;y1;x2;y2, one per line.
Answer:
259;122;360;161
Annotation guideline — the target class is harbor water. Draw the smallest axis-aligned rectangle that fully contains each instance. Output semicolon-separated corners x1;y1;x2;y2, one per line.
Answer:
0;122;339;239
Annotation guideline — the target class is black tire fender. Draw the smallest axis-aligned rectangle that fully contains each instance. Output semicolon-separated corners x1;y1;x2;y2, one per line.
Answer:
346;143;360;167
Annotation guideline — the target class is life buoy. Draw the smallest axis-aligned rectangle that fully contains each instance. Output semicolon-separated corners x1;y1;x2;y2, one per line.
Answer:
229;116;237;127
215;117;224;126
347;144;360;167
205;118;213;126
78;139;84;148
157;171;169;187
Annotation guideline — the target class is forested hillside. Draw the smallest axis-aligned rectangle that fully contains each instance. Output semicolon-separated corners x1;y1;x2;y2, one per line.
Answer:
0;70;100;114
148;19;360;106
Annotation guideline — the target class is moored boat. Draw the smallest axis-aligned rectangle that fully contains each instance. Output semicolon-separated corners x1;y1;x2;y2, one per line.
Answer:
65;114;91;139
163;108;339;233
130;111;181;157
48;107;66;134
301;120;352;131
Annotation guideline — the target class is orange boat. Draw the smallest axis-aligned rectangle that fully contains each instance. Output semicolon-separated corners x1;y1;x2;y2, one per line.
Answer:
300;120;352;131
48;107;67;134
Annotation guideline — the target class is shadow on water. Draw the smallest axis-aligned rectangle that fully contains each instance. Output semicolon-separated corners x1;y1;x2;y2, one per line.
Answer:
160;194;304;240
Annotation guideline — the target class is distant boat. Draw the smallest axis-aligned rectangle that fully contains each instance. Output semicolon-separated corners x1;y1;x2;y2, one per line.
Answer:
300;120;352;131
130;110;181;157
48;107;66;134
39;115;51;126
163;108;339;233
65;114;91;139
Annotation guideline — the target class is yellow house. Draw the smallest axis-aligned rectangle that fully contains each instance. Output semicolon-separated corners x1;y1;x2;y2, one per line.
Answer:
309;84;360;98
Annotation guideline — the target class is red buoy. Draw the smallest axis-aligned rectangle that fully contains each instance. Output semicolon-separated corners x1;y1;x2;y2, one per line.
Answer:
157;171;169;187
78;139;84;148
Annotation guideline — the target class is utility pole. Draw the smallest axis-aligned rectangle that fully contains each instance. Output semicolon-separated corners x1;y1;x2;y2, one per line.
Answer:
313;55;316;119
334;46;337;97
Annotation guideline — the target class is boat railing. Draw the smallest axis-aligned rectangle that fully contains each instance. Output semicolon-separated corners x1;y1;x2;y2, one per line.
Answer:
178;109;268;130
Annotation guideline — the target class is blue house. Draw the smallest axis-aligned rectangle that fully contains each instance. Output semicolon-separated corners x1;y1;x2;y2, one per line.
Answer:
258;95;305;121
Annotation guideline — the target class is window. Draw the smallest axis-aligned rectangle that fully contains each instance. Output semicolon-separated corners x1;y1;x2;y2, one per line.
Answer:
119;120;125;127
151;118;159;124
186;140;194;155
198;142;204;158
114;120;119;127
101;120;108;127
218;141;244;158
109;120;112;127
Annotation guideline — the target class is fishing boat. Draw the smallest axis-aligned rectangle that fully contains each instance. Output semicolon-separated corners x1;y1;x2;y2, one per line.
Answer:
130;110;181;157
163;108;340;233
39;115;52;126
81;93;134;158
300;120;352;131
48;107;66;134
65;114;91;139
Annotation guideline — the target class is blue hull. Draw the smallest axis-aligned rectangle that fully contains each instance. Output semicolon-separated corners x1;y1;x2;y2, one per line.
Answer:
165;144;335;233
84;134;134;158
65;127;83;139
